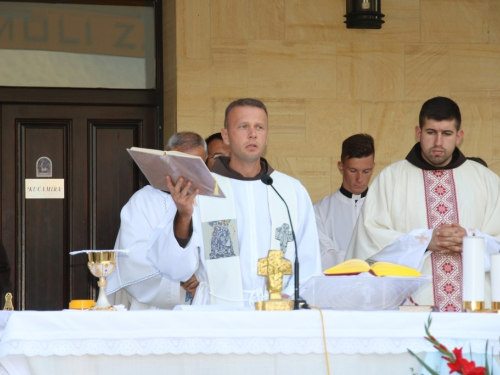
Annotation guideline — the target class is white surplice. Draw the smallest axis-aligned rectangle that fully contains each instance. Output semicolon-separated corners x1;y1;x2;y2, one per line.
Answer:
106;185;186;310
146;172;321;307
108;172;321;309
106;186;188;310
346;159;500;307
314;190;365;270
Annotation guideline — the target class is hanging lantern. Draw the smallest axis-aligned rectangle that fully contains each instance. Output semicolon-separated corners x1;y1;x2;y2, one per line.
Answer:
344;0;385;29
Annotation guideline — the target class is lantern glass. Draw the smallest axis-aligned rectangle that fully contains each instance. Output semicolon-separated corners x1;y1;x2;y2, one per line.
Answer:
344;0;385;29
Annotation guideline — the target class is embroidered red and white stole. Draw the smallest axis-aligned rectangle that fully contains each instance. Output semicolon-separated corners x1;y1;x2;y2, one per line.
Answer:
423;170;463;312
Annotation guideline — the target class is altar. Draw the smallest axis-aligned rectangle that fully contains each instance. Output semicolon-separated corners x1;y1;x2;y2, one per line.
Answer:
0;309;498;375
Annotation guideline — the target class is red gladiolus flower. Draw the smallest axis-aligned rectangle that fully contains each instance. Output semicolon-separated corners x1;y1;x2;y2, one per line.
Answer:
462;362;486;375
464;367;486;375
409;317;491;375
446;348;486;375
448;359;462;373
453;347;465;361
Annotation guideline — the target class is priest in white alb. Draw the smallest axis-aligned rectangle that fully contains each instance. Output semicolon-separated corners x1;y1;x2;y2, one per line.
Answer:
108;99;321;309
346;96;500;312
160;98;321;307
314;133;375;270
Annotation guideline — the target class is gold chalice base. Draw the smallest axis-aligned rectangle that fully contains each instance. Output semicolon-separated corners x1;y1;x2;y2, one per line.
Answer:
255;299;294;311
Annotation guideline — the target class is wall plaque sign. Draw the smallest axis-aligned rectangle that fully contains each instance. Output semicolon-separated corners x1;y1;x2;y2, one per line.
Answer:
36;157;52;177
25;179;64;199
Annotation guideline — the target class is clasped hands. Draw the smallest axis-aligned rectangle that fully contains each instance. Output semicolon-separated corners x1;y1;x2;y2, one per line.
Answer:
181;274;199;298
428;223;467;254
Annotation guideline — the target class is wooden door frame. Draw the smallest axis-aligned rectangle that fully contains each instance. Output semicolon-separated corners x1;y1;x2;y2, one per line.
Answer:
0;0;165;309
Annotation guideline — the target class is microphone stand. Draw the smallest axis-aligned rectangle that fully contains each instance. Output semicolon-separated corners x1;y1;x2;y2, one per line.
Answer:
266;181;308;310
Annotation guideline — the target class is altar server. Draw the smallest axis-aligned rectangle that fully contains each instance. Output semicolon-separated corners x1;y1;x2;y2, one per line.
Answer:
106;132;206;309
205;132;231;169
346;97;500;311
314;134;375;270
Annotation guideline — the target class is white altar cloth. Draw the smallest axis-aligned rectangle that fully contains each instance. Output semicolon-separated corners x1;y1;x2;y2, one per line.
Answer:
0;310;498;375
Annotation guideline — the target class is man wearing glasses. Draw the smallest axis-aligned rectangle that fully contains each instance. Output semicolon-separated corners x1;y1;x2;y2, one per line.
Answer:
205;132;231;169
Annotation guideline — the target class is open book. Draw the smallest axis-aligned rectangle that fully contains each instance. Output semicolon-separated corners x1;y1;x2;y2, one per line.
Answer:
127;147;225;198
324;259;421;277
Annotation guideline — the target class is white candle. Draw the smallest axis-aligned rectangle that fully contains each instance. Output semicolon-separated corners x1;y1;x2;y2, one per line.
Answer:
491;253;500;302
462;236;485;302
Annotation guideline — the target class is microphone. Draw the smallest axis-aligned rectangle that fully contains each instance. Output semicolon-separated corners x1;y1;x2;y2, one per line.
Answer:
260;174;273;186
261;174;307;310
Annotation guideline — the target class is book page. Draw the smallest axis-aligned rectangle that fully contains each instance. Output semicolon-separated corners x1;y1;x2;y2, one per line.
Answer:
160;153;225;198
127;148;225;198
129;147;166;156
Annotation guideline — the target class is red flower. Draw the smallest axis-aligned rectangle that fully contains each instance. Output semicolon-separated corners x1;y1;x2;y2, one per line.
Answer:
462;362;486;375
453;347;465;361
446;348;486;375
408;316;491;375
448;360;462;373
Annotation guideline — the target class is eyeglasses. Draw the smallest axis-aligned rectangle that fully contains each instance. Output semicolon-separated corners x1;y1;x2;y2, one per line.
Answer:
208;154;223;160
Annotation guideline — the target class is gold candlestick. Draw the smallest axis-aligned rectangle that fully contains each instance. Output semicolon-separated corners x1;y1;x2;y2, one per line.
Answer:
462;300;485;312
3;293;13;311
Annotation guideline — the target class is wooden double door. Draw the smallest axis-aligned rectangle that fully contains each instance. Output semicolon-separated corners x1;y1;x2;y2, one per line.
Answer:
1;104;158;310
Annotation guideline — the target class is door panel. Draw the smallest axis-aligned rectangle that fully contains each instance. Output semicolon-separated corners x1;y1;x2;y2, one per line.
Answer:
1;104;157;310
22;121;69;310
91;121;140;251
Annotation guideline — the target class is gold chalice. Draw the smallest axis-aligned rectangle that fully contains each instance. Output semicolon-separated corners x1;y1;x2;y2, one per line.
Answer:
87;251;116;311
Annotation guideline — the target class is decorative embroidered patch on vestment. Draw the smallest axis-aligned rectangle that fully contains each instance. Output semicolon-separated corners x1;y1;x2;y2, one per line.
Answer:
423;169;463;312
207;220;237;259
275;223;293;253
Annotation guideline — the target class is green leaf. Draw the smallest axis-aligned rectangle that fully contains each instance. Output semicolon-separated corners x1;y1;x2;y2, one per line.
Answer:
407;349;440;375
483;341;491;375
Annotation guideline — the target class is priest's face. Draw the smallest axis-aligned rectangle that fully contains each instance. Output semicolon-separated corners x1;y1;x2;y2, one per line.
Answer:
221;105;268;166
338;155;375;195
416;118;464;168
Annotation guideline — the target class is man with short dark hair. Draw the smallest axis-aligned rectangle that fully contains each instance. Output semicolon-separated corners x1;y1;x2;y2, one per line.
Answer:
107;131;206;309
347;97;500;312
314;134;375;269
205;132;231;169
